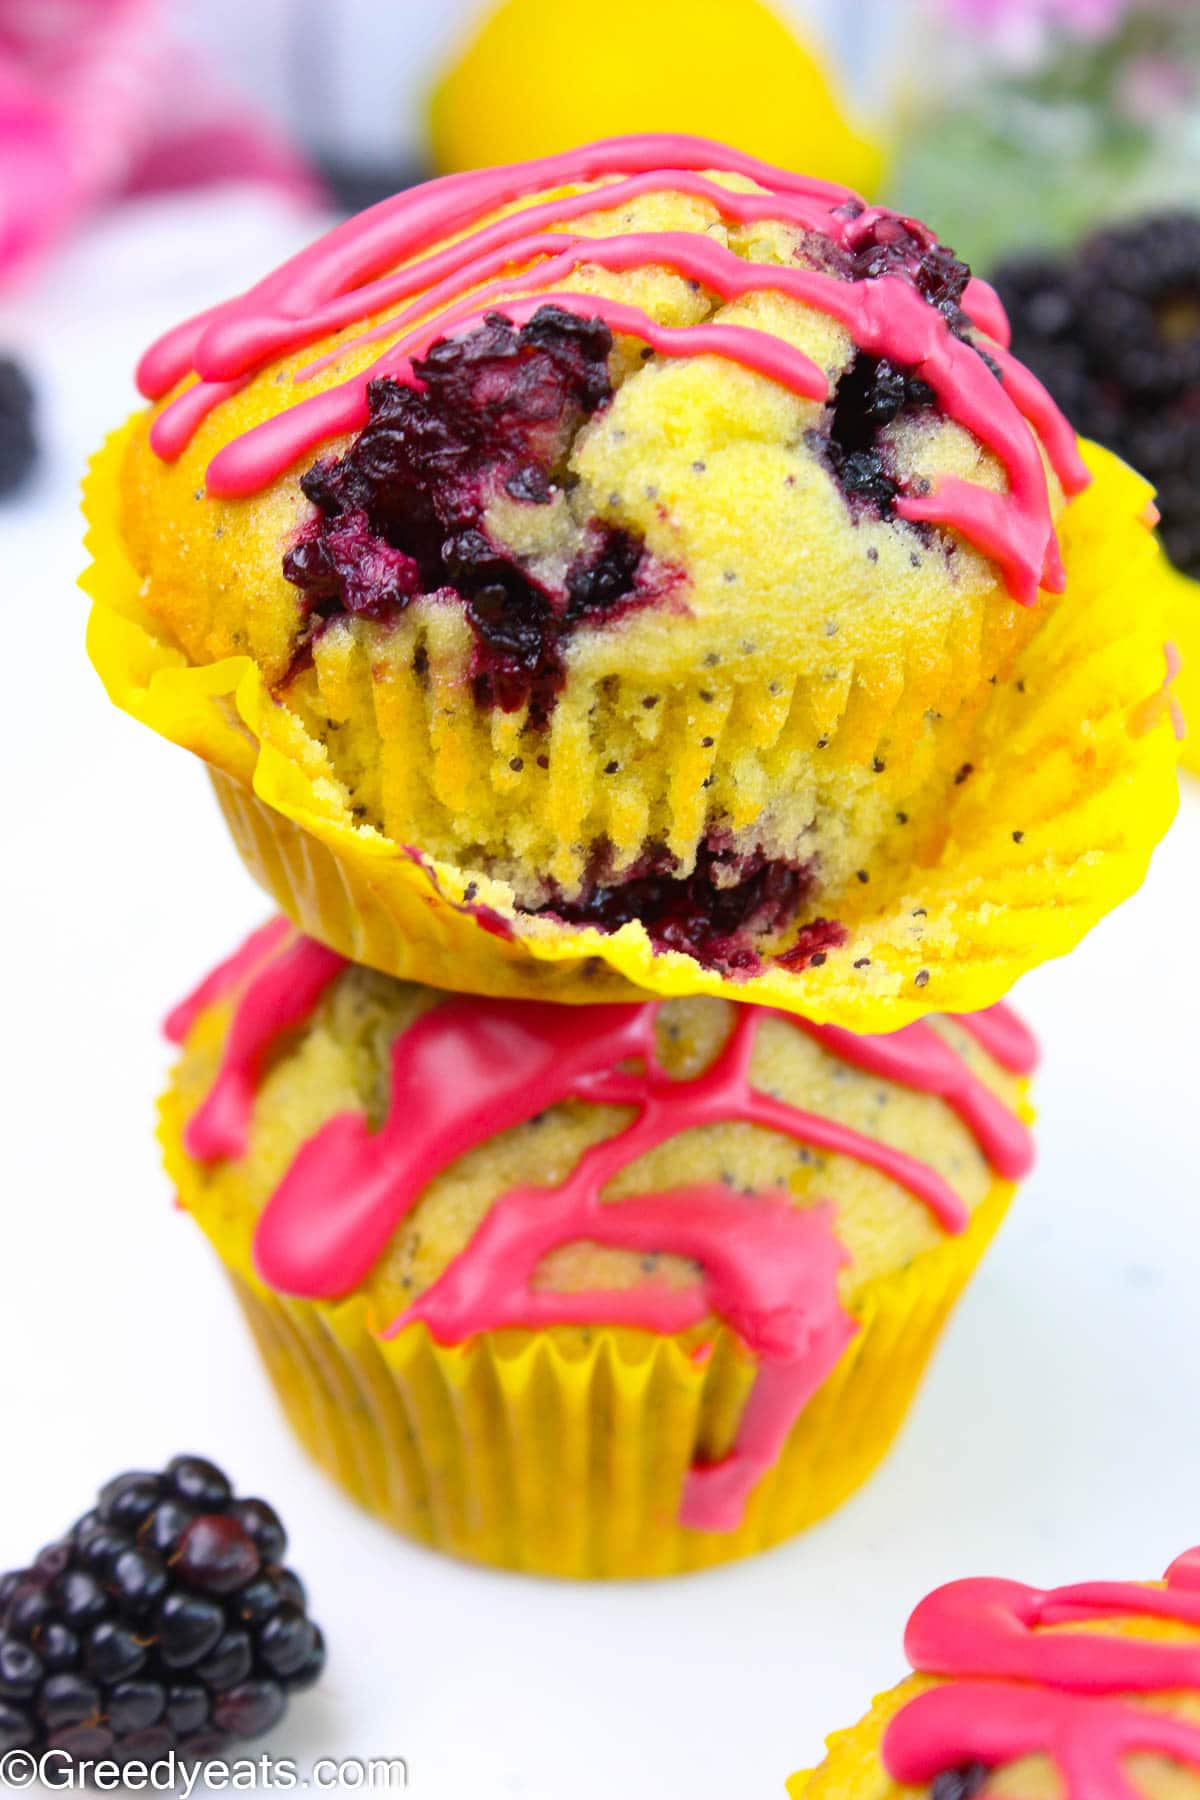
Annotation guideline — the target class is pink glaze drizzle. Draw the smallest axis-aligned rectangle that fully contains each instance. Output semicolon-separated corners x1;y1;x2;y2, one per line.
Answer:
1166;639;1186;743
162;915;293;1045
137;133;1087;605
1131;640;1187;743
171;924;1034;1530
182;932;346;1164
885;1548;1200;1799
947;1003;1040;1078
797;1016;1037;1181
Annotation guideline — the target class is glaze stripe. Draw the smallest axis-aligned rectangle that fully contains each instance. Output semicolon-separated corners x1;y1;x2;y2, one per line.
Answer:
136;133;1087;604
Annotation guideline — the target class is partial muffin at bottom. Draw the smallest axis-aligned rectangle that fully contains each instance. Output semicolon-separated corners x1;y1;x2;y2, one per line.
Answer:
791;1544;1200;1798
159;917;1037;1578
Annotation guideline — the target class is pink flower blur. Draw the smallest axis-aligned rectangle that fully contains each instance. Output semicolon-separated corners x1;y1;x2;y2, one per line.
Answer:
942;0;1133;36
0;0;318;289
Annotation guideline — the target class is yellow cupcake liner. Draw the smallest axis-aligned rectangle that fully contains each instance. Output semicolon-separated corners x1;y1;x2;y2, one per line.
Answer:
1163;557;1200;777
162;1057;1014;1577
785;1678;937;1800
86;425;1180;1028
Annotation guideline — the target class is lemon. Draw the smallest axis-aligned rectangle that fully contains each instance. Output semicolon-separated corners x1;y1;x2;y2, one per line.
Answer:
429;0;884;197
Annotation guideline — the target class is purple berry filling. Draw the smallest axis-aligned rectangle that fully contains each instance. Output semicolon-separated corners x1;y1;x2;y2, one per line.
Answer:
771;917;849;972
282;305;667;719
814;353;938;519
529;838;844;977
814;217;1001;523
837;207;972;325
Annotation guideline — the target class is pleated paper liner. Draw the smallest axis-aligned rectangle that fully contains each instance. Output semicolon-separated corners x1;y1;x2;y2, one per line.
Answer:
281;574;1014;919
171;1161;1013;1580
1163;557;1199;776
86;425;1180;1028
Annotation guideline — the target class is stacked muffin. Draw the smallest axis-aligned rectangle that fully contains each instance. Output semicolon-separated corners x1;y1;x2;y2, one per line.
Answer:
84;135;1182;1577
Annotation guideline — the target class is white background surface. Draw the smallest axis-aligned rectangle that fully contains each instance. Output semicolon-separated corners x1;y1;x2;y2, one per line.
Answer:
2;189;1199;1799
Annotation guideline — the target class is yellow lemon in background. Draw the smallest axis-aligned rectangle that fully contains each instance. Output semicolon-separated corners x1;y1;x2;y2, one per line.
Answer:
429;0;884;196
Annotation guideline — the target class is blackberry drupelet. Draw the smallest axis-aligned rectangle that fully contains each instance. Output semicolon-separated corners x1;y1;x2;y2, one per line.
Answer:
0;357;36;499
0;1456;324;1766
994;214;1200;579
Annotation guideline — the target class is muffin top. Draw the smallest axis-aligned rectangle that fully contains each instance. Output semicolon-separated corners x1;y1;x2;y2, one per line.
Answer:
797;1547;1200;1799
124;134;1087;704
162;917;1036;1531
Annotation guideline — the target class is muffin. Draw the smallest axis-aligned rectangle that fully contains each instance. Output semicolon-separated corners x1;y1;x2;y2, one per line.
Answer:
160;915;1037;1578
791;1544;1200;1798
994;215;1199;772
86;135;1181;1024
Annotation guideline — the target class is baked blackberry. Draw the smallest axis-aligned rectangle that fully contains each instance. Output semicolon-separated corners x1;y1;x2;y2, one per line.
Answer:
816;353;939;520
282;305;646;720
0;1456;324;1766
532;836;831;974
931;1770;988;1800
994;214;1200;579
0;357;36;499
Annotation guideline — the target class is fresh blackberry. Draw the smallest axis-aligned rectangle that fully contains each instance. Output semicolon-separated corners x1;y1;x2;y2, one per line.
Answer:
0;357;36;499
994;214;1200;580
0;1457;324;1766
